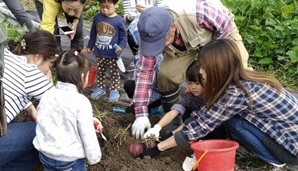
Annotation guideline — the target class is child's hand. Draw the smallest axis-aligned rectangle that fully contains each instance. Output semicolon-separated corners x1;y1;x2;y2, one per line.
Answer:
87;48;94;54
115;47;122;55
26;105;37;121
93;117;104;133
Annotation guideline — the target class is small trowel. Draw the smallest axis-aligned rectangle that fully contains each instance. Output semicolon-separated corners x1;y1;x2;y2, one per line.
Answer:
113;44;126;73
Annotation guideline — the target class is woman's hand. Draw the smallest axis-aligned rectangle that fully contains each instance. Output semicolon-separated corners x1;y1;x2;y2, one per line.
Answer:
68;18;79;40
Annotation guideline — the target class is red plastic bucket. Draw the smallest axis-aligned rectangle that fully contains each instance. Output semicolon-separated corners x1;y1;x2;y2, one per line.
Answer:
190;140;239;171
87;66;97;87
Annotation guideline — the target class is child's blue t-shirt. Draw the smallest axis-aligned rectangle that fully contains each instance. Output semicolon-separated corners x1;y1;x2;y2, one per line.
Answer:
87;13;127;58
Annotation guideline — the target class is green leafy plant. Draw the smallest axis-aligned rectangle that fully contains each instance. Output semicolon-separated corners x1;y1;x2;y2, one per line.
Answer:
114;123;131;147
222;0;298;90
0;17;28;44
93;105;107;121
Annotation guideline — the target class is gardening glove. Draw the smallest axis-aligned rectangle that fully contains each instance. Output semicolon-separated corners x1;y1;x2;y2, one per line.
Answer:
139;146;161;159
132;116;151;139
143;124;161;140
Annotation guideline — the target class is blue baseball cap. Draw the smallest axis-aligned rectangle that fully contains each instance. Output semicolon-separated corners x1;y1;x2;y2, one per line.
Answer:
137;6;172;56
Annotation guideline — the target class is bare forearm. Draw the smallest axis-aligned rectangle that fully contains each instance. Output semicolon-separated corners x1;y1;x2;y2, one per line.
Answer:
157;110;179;128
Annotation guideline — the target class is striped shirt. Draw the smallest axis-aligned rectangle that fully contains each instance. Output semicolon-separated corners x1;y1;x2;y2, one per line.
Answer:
3;49;53;123
183;81;298;156
133;0;232;117
122;0;163;20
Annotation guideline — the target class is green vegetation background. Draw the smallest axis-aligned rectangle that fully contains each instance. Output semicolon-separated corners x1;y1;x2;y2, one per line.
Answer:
2;0;297;91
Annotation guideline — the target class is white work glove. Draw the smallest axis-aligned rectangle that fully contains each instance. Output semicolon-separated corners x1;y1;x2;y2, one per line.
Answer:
143;124;161;140
131;116;151;139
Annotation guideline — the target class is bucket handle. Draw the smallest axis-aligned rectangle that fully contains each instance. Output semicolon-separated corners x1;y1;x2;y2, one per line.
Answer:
191;150;208;171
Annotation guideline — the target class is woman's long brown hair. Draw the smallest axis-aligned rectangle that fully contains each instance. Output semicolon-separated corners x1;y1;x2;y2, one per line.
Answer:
198;39;282;110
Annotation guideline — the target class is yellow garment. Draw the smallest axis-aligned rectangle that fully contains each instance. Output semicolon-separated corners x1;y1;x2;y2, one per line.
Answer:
38;0;62;34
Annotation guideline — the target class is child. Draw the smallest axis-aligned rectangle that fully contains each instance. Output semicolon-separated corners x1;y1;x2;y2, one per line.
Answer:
33;49;102;171
135;39;298;170
143;61;206;140
87;0;127;102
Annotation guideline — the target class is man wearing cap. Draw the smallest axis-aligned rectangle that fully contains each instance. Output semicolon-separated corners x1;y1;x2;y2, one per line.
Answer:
131;0;251;139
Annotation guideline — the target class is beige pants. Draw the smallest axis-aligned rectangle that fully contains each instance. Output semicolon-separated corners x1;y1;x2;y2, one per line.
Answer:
158;49;197;92
228;20;252;71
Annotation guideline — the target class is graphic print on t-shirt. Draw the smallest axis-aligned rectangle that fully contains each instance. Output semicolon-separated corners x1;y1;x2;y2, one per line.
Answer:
95;22;116;50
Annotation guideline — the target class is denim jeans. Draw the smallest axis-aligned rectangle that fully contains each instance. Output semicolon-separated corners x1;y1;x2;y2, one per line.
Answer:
226;116;284;165
39;153;86;171
0;122;39;171
34;0;84;49
3;0;35;32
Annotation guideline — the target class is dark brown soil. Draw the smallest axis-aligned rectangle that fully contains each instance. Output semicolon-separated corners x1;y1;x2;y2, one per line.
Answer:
23;92;285;171
84;97;283;171
20;71;286;171
87;97;193;171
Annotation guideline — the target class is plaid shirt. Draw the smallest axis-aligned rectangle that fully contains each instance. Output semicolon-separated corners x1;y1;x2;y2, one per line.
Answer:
134;0;231;117
183;81;298;156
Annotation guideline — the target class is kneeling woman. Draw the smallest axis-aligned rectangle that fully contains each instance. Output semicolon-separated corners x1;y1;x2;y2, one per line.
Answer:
138;39;298;168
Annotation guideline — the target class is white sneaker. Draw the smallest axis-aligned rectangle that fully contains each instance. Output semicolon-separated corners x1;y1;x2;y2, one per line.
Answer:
268;162;286;167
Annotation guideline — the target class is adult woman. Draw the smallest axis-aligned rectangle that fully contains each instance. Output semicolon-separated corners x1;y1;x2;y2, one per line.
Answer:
0;29;59;170
35;0;85;49
136;39;298;169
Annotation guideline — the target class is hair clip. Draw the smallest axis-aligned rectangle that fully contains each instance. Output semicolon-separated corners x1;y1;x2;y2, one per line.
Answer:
21;39;26;50
74;51;79;56
55;54;59;58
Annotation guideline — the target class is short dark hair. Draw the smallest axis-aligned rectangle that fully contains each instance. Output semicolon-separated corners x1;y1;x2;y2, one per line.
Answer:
99;0;119;5
55;49;91;93
56;0;86;4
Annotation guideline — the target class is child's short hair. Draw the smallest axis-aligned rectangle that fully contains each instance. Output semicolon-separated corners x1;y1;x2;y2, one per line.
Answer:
99;0;119;4
186;61;204;86
55;49;91;93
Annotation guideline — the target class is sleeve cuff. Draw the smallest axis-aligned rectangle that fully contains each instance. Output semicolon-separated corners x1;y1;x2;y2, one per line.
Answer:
134;105;149;118
171;104;185;115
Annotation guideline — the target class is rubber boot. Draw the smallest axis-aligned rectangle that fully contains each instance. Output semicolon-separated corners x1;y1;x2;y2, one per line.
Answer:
159;86;182;136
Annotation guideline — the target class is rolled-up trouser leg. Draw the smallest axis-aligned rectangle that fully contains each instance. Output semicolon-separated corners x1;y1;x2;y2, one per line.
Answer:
159;87;182;135
159;86;180;112
158;49;195;135
158;49;195;112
